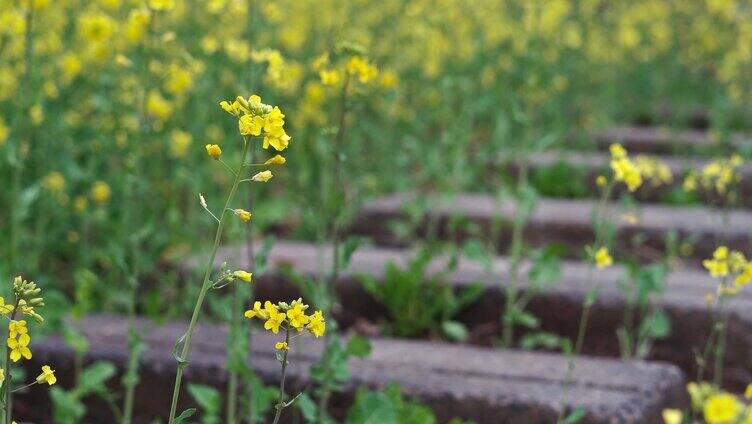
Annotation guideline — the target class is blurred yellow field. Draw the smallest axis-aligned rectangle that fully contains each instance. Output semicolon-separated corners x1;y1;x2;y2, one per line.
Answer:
2;0;752;423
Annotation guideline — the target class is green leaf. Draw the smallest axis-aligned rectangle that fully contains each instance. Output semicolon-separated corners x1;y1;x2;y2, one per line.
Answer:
528;246;563;288
187;383;221;415
453;283;485;313
561;407;586;424
520;332;563;351
50;386;86;424
346;391;398;424
76;362;116;396
173;408;197;424
506;308;539;329
346;336;372;358
243;373;278;423
642;310;671;339
339;237;365;269
441;320;469;342
295;392;318;422
462;240;491;268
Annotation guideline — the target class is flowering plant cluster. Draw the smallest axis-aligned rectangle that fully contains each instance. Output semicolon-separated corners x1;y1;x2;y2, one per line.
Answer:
244;298;326;339
684;155;744;201
664;382;752;424
0;276;56;422
703;246;752;292
609;143;643;192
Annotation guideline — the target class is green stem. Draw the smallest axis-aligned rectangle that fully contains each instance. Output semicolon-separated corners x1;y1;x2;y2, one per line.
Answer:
167;138;251;423
227;288;240;424
713;306;730;387
2;300;21;424
501;155;529;348
556;181;614;423
271;324;291;424
315;71;350;424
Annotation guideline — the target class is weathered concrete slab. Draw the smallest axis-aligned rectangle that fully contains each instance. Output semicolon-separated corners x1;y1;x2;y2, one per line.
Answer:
352;193;752;264
501;151;752;207
216;241;752;390
595;125;749;155
19;315;686;424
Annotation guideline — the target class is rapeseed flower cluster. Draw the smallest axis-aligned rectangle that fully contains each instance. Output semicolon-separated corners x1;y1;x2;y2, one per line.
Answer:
664;382;752;424
634;155;673;188
594;247;613;269
0;277;56;422
684;155;744;199
220;95;291;151
609;143;643;192
244;298;326;338
702;246;752;297
313;45;379;87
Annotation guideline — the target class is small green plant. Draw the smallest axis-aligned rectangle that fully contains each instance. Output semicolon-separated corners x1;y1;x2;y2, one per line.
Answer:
530;161;589;199
360;248;483;341
295;335;372;422
345;384;436;424
187;384;221;424
616;263;671;359
49;361;117;424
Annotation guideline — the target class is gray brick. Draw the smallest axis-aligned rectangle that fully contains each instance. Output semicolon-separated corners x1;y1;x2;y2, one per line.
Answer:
20;314;686;424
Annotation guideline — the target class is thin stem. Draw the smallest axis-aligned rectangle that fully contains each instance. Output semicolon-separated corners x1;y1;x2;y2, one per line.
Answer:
271;324;292;424
10;381;37;394
329;72;350;284
713;306;730;387
501;154;530;348
2;300;20;424
556;181;614;423
167;138;251;424
220;159;239;177
315;71;350;423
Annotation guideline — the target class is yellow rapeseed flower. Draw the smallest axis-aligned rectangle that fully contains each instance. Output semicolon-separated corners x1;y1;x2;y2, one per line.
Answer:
274;341;289;350
205;144;222;159
595;247;613;269
0;117;9;147
91;181;111;204
233;270;253;282
149;0;174;11
661;409;682;424
703;393;742;424
704;246;730;278
42;172;66;193
264;306;286;334
9;320;28;340
287;299;310;330
239;114;264;136
8;335;31;362
252;171;273;182
233;209;252;222
306;310;326;337
265;154;286;165
146;91;173;121
0;298;14;315
319;69;342;86
36;365;56;385
244;301;268;320
170;130;192;158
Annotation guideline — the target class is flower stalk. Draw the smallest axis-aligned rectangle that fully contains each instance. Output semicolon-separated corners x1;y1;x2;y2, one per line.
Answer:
167;138;251;424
